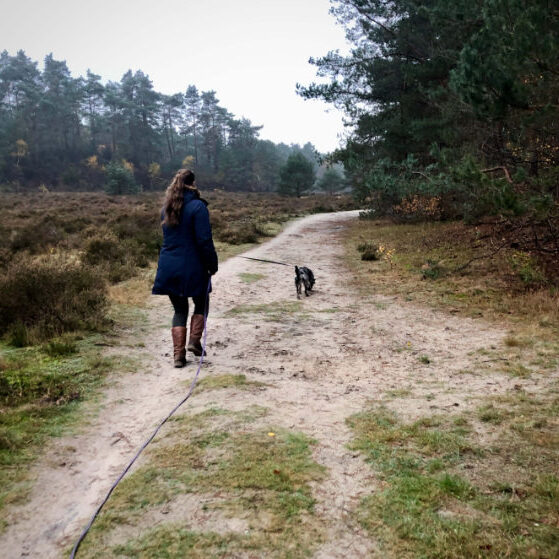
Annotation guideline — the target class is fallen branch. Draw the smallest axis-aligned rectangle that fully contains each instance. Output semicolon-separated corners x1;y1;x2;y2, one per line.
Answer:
411;171;432;181
482;166;513;184
452;238;510;273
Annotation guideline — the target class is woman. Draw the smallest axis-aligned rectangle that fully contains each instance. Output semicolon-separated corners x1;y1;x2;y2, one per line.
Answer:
152;169;218;367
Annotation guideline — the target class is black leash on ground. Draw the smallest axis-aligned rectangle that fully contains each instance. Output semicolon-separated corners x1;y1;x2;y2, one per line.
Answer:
239;256;291;267
70;279;212;558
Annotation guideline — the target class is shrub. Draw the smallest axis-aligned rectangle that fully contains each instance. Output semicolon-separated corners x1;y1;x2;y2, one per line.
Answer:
104;162;141;195
101;258;138;284
43;336;78;357
357;242;381;261
9;216;63;253
216;221;259;244
82;230;125;266
509;251;546;287
0;256;107;344
394;195;443;221
421;259;443;280
110;210;161;263
83;229;143;283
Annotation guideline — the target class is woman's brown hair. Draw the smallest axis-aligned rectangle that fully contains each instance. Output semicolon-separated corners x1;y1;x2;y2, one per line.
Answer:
162;169;198;226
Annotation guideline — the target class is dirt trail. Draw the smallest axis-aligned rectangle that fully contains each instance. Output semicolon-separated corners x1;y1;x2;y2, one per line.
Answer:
2;210;515;558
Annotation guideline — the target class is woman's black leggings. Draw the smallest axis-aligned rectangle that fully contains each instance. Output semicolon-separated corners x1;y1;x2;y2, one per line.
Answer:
169;295;209;327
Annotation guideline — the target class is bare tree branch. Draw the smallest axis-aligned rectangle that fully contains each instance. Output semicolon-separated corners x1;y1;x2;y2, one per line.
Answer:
412;171;432;181
482;166;513;184
452;239;510;274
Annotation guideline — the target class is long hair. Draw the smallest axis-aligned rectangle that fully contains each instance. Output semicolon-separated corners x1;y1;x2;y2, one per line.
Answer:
162;169;198;226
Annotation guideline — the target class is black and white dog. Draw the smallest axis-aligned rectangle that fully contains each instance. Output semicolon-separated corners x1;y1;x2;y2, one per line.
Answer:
295;266;315;299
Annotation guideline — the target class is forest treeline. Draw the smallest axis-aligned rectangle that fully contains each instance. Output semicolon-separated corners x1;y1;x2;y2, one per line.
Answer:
300;0;558;230
0;51;324;192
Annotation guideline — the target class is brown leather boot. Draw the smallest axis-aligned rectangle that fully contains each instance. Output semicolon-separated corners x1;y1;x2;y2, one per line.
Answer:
187;314;206;356
171;326;187;367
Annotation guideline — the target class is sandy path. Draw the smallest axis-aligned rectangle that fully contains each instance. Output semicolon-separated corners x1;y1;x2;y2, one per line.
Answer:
2;210;515;558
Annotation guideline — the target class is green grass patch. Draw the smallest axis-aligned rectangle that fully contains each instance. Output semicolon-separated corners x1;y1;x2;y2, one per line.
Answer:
501;362;535;378
0;337;133;527
317;307;343;313
477;404;507;424
226;300;303;320
348;395;559;558
504;335;533;348
195;374;267;393
79;408;325;558
238;272;267;284
112;527;245;559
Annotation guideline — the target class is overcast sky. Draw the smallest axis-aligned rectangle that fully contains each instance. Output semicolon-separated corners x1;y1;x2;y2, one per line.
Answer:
0;0;351;152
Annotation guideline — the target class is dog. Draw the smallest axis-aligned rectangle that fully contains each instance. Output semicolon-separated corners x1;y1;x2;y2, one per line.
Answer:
295;266;315;299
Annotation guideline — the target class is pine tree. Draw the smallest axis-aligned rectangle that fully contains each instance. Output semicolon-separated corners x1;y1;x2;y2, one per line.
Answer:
278;152;316;197
317;167;345;194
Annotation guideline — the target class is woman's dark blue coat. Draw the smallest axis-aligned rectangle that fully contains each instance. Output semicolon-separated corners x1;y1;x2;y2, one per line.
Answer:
152;190;218;297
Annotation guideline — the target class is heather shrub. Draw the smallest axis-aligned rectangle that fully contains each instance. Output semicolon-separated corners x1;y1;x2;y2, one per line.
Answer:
0;256;107;344
83;229;142;282
9;216;64;253
82;230;125;266
0;248;10;268
110;210;161;264
357;242;381;261
216;220;259;244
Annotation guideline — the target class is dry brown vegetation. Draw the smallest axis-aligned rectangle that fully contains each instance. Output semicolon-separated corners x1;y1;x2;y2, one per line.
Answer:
0;191;354;343
344;217;559;335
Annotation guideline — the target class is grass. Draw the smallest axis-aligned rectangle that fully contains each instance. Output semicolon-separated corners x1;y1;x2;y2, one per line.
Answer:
78;407;326;558
477;403;507;424
348;391;559;558
343;219;559;334
238;272;267;284
112;528;248;559
194;373;267;393
226;300;304;321
107;267;155;307
343;216;559;389
339;216;559;556
0;336;135;529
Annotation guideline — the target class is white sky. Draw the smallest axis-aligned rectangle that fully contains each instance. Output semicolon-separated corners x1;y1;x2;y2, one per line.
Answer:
0;0;351;153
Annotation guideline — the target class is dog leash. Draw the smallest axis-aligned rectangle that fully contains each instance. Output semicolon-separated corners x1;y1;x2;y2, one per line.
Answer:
70;279;212;558
239;256;291;267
